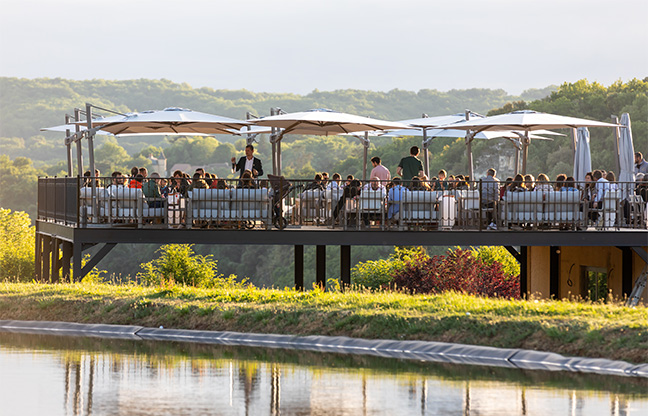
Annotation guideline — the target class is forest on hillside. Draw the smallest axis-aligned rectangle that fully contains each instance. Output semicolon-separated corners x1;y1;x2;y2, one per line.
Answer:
0;77;646;286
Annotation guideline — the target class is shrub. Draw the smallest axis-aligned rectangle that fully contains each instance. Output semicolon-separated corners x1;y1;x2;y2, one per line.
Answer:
351;246;425;290
392;248;520;298
137;244;227;288
0;208;35;281
460;246;520;278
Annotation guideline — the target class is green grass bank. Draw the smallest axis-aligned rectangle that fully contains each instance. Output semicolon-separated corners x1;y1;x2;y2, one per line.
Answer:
0;282;646;363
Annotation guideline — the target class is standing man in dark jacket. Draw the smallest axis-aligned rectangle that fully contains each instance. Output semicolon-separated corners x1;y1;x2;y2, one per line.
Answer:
231;144;263;178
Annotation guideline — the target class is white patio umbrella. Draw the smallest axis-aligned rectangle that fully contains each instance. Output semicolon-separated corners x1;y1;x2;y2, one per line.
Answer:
618;113;636;199
86;107;250;135
573;127;592;183
406;113;482;177
383;126;560;177
41;123;114;136
435;110;619;174
248;109;411;177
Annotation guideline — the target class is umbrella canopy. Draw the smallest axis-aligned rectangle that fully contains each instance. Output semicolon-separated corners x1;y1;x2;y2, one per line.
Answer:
249;108;410;136
41;123;114;136
82;107;250;136
436;110;619;174
382;127;559;140
437;110;619;131
248;109;411;176
573;127;592;183
618;113;636;199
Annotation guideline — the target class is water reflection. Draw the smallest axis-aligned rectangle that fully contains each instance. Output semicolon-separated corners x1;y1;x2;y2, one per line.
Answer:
0;333;646;416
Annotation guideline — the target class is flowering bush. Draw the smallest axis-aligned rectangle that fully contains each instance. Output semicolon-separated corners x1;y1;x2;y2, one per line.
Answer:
392;248;520;298
351;246;425;290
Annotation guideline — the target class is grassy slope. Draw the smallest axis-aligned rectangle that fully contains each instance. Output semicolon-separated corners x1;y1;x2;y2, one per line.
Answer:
0;282;646;363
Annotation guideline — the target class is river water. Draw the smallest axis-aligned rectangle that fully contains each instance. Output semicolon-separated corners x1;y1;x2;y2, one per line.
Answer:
0;332;646;416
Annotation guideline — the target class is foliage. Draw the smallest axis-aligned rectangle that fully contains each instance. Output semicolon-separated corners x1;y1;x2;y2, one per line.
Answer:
75;254;108;284
458;246;520;278
392;248;520;298
0;209;35;281
137;244;241;288
0;155;45;219
351;246;425;290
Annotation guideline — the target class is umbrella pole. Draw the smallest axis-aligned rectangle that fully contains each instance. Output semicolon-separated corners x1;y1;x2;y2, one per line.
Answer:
466;133;474;181
514;145;520;176
612;115;621;177
86;103;98;224
521;132;529;175
74;108;83;177
277;140;282;176
362;131;369;182
464;110;474;181
422;128;429;177
65;115;73;177
271;138;277;176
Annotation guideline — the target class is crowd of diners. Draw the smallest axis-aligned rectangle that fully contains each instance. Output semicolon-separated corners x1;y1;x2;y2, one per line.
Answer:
79;148;648;227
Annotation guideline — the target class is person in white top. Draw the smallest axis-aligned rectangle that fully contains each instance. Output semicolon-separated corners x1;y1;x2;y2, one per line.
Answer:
369;156;391;186
593;170;610;209
327;173;342;190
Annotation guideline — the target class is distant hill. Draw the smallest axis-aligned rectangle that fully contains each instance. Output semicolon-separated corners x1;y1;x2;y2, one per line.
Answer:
0;77;556;140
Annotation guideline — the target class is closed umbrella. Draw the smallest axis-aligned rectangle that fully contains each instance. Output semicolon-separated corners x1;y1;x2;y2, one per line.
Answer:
573;127;592;183
618;113;636;199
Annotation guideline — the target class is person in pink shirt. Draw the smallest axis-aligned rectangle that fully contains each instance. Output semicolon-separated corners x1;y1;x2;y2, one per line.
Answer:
369;156;391;186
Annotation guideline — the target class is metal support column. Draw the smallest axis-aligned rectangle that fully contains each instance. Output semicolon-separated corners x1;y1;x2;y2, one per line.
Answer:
550;246;560;298
340;245;351;290
42;235;52;282
72;242;83;282
519;246;528;298
51;238;60;283
621;247;633;298
62;241;73;282
294;245;304;291
316;245;326;290
34;232;42;281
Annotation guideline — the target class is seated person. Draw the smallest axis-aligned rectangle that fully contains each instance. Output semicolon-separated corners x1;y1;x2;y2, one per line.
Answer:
190;172;209;190
333;178;362;220
129;174;144;189
387;177;406;221
239;170;257;189
327;173;342;190
142;172;163;208
304;173;325;191
107;171;126;195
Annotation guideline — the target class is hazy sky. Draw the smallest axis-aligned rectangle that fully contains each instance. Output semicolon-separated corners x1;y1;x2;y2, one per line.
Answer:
1;0;646;95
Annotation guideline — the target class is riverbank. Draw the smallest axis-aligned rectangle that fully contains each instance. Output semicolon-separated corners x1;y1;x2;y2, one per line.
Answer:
0;282;646;363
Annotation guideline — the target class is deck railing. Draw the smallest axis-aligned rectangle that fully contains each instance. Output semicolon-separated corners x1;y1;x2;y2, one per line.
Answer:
37;176;648;231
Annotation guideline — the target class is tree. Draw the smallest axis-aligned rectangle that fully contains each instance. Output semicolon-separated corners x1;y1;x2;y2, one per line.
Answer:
0;208;35;280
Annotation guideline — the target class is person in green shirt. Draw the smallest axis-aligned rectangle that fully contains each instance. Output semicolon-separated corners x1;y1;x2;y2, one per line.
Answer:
142;172;162;208
397;146;424;184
